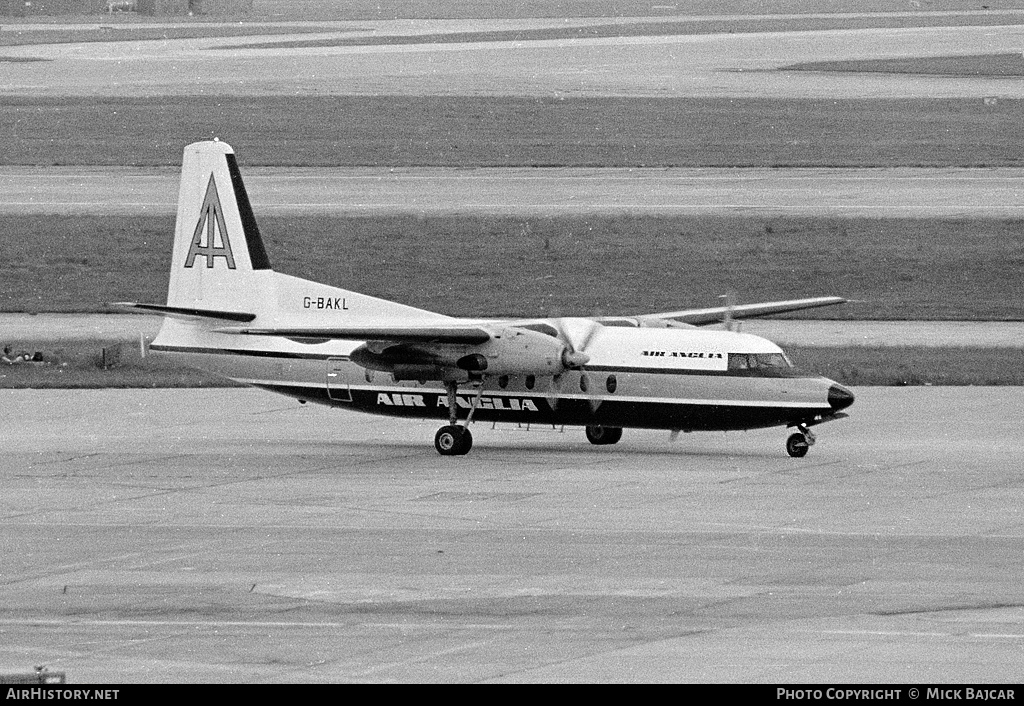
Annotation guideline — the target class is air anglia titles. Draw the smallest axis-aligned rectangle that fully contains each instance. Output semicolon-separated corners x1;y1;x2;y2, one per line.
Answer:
376;393;540;411
642;350;724;359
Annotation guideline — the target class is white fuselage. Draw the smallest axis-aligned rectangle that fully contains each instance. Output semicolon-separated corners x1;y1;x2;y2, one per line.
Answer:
151;318;843;433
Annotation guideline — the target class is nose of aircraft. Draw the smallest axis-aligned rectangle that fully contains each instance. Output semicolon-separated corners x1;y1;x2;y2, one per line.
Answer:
828;383;855;411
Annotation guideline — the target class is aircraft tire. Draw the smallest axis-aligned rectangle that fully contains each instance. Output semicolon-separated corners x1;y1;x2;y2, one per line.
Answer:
435;425;472;456
586;425;623;445
786;433;810;458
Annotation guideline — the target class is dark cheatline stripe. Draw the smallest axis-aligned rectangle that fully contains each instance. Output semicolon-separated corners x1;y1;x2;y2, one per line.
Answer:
225;152;272;271
254;383;829;432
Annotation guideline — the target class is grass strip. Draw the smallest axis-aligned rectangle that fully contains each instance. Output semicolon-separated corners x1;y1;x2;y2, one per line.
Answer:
5;213;1024;321
2;96;1023;167
785;53;1024;77
0;339;234;389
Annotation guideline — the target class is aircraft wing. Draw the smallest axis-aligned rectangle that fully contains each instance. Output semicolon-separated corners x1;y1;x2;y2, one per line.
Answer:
217;325;493;344
604;296;847;327
112;303;489;343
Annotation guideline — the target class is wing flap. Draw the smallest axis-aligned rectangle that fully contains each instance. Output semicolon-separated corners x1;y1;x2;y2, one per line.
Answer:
216;325;493;344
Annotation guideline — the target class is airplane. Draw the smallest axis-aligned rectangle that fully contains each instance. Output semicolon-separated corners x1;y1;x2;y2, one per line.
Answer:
115;139;854;457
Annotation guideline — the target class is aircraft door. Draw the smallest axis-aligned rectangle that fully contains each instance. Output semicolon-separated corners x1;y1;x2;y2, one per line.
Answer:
327;358;352;401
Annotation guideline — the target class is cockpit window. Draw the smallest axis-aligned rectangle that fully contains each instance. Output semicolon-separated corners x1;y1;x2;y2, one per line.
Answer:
728;354;748;370
756;353;792;368
728;353;792;370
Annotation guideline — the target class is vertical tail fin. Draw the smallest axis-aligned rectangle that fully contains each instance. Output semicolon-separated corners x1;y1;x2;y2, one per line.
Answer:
166;139;274;315
121;138;451;330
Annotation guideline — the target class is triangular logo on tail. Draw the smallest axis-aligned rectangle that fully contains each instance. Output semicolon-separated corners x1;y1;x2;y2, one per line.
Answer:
184;175;236;270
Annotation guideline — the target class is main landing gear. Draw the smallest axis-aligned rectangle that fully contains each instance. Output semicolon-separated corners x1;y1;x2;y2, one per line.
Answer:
586;425;623;445
434;379;481;456
785;424;815;458
435;424;473;456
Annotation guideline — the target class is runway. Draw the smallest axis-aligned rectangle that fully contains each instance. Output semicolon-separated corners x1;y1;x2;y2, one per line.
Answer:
1;387;1022;682
3;166;1022;218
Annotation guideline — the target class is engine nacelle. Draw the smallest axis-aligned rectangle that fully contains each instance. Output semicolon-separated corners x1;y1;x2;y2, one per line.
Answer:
460;327;566;375
350;327;569;380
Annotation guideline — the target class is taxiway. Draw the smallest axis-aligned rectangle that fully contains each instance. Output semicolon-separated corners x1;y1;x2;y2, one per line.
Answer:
2;166;1022;218
1;387;1022;682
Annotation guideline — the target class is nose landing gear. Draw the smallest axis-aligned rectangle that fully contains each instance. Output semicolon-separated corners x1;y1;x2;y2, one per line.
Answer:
785;424;816;458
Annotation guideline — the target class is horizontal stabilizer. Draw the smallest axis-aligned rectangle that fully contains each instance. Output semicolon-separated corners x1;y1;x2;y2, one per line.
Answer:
109;302;257;323
216;325;493;344
616;296;847;327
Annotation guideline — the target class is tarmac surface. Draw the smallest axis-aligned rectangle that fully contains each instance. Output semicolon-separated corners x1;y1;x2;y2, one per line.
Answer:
1;386;1023;683
4;17;1024;98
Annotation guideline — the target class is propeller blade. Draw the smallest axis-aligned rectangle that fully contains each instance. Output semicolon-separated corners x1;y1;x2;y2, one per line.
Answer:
576;318;602;352
720;291;738;332
550;373;564;411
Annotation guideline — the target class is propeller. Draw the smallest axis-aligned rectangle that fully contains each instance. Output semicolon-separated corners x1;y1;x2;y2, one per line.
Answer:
549;316;603;412
553;316;601;370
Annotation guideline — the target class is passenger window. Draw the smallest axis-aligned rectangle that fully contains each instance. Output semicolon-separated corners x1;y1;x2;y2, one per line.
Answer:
498;375;509;389
364;369;374;382
580;374;589;392
525;375;535;390
606;375;617;393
